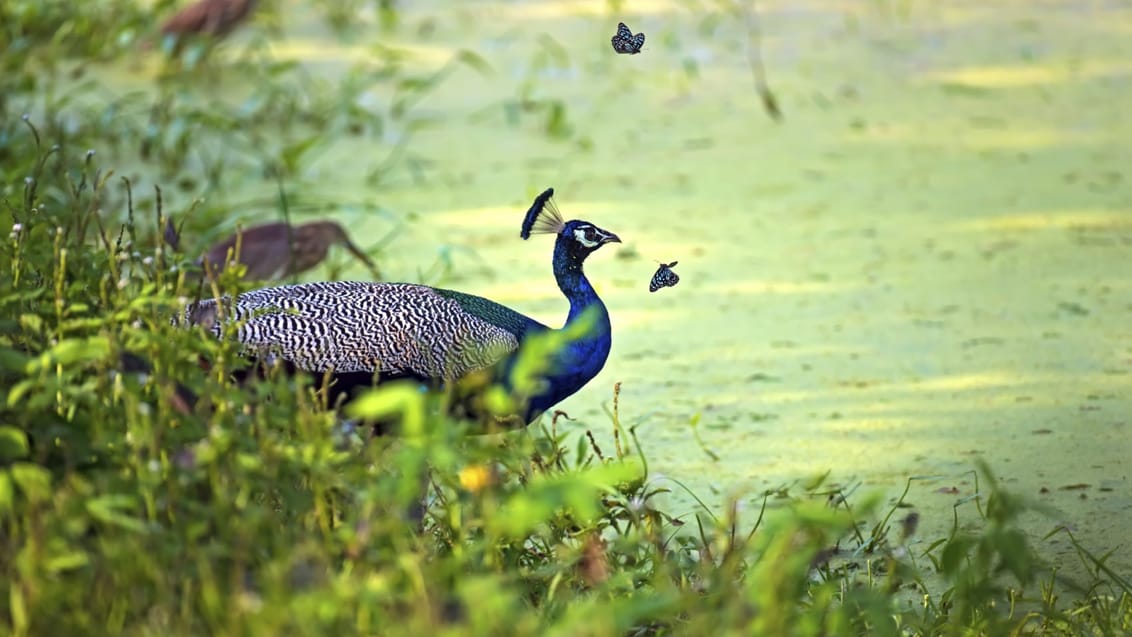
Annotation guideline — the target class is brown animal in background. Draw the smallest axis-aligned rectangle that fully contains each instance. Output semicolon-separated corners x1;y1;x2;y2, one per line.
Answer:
161;0;259;40
199;220;381;282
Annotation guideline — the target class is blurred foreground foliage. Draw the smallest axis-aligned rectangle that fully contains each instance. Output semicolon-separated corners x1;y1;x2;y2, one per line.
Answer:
1;2;1130;636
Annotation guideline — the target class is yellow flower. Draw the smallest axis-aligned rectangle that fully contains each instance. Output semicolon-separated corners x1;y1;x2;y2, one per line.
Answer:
458;464;493;494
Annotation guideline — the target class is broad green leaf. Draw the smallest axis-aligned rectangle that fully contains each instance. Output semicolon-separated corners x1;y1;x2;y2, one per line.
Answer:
0;288;46;308
454;49;494;76
86;494;149;534
6;380;37;408
45;549;89;573
10;463;52;502
18;313;44;333
490;460;643;538
995;528;1034;584
60;317;106;332
347;383;425;435
0;473;12;515
27;335;110;372
0;348;30;372
0;426;29;461
939;534;977;578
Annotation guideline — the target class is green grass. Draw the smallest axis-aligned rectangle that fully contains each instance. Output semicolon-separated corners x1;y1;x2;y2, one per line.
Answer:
1;2;1130;635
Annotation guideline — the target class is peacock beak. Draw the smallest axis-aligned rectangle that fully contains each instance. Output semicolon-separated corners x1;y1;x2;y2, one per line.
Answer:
599;230;621;245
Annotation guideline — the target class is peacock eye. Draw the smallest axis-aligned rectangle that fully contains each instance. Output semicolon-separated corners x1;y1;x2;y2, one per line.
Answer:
583;227;597;241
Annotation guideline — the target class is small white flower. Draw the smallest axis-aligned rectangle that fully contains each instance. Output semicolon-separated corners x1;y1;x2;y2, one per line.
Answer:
11;223;22;233
142;256;153;266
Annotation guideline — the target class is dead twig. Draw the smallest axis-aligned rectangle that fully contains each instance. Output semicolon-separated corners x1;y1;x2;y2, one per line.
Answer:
741;0;783;121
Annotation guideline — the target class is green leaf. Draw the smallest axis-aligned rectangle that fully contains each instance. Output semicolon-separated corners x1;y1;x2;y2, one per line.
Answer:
0;473;13;515
508;309;597;397
347;383;426;435
939;533;977;578
481;386;514;417
0;288;46;308
18;313;44;333
27;336;110;372
544;591;679;637
6;380;36;408
280;135;322;173
0;426;30;461
86;494;149;534
0;348;30;373
60;317;107;332
454;49;494;76
45;549;90;574
9;584;27;634
574;433;589;467
995;528;1034;584
9;463;52;503
490;460;643;538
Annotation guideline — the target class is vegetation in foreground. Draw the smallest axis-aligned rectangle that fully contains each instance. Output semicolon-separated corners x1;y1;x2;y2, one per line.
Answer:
1;2;1130;635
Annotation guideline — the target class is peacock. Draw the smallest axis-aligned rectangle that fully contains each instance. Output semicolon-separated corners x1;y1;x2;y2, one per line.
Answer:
180;188;620;426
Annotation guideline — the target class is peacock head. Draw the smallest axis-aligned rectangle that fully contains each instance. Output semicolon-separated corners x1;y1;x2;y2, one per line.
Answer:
520;188;621;261
559;219;621;258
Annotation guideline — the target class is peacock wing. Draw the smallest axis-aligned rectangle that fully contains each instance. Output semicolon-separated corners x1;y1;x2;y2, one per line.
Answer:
194;282;540;380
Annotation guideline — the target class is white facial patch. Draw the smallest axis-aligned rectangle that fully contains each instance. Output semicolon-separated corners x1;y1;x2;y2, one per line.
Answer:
573;227;600;248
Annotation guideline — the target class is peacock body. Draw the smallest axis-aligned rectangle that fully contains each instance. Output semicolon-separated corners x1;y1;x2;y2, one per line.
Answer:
183;189;619;425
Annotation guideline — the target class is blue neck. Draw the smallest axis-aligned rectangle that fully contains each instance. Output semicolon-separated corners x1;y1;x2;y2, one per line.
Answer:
554;241;605;324
518;237;612;422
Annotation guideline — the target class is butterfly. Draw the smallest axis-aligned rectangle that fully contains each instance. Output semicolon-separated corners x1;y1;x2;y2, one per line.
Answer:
649;261;680;292
610;22;645;55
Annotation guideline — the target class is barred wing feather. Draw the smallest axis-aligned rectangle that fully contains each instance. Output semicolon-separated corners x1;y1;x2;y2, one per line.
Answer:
187;282;543;380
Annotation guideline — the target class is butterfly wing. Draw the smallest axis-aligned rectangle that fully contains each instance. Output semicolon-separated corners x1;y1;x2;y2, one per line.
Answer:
649;264;680;292
612;22;644;54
